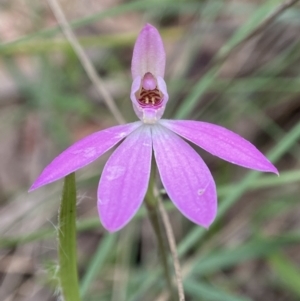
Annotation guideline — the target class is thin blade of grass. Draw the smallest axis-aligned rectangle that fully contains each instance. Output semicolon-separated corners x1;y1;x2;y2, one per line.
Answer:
189;235;300;277
184;280;252;301
269;252;300;297
175;0;294;119
80;233;118;298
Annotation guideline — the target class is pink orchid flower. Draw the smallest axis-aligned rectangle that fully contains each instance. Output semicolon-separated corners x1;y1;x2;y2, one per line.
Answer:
30;24;278;232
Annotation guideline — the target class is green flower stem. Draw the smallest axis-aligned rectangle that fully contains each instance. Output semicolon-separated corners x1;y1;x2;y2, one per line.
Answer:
58;173;81;301
144;163;175;300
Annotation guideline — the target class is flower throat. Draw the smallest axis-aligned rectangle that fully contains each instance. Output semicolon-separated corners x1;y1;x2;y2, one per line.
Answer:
137;72;163;107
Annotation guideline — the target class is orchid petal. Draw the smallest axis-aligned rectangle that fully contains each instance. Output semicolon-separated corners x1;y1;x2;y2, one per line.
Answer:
157;76;169;103
30;122;142;191
98;125;152;232
130;76;141;100
152;125;217;228
160;120;278;174
131;24;166;79
130;76;143;120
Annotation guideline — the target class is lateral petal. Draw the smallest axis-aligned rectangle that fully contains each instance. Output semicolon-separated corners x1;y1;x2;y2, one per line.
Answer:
98;125;152;232
152;125;217;228
160;120;278;174
30;122;142;190
131;24;166;79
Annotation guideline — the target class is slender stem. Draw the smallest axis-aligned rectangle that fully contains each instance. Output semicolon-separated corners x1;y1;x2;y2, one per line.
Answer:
144;163;175;300
145;201;174;298
58;173;81;301
157;196;185;301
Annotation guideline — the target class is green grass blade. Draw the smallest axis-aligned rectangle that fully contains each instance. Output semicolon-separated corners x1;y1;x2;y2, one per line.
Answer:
0;0;151;50
185;280;252;301
269;252;300;297
0;0;197;52
175;0;287;119
216;0;282;59
190;235;300;276
80;233;118;298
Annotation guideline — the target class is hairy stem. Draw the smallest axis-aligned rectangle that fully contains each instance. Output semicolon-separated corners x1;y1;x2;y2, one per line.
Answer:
58;173;81;301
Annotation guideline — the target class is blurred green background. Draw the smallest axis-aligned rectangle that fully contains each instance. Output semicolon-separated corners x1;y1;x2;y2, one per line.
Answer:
0;0;300;300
